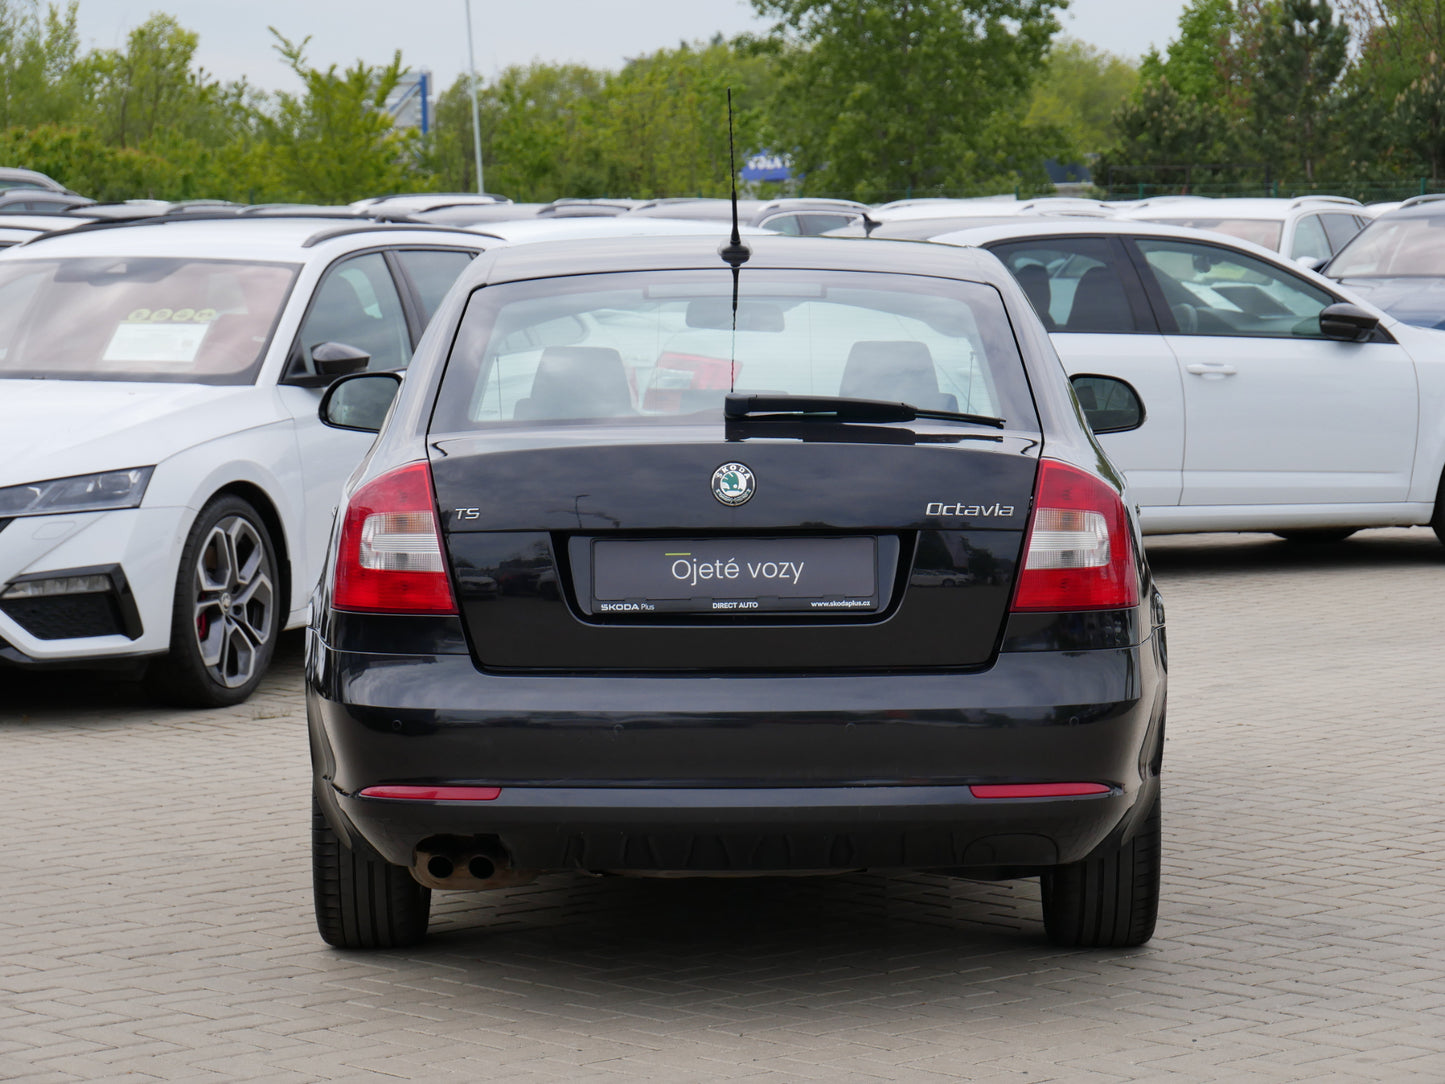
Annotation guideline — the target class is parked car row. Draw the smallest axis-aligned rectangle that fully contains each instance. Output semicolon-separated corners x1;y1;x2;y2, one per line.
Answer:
3;178;1440;957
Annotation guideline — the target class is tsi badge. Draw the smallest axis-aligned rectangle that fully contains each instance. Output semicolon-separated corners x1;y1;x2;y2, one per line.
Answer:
712;462;755;506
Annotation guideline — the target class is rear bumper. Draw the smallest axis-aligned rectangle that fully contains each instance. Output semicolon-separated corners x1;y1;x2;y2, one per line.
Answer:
308;633;1166;875
330;782;1155;874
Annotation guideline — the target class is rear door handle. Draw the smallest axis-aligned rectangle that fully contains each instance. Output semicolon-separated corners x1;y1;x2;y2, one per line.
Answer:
1185;363;1238;377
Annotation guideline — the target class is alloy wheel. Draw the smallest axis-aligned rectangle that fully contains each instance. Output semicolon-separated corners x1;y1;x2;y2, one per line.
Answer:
191;514;275;689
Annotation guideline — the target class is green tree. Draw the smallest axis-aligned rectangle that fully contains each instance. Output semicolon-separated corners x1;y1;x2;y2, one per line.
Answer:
1139;0;1254;107
426;39;778;202
90;14;204;148
1098;76;1230;190
0;123;168;199
1026;38;1137;154
583;39;778;199
751;0;1069;200
257;30;426;203
1102;0;1288;191
428;62;606;199
1250;0;1348;182
0;0;89;129
1342;0;1445;180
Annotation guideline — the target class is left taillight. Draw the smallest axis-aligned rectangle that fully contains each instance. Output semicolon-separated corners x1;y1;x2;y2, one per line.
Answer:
332;461;457;614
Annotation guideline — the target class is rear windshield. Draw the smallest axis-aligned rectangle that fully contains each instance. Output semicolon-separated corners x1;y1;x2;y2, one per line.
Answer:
1326;217;1445;277
1138;216;1283;251
0;257;298;384
432;269;1038;430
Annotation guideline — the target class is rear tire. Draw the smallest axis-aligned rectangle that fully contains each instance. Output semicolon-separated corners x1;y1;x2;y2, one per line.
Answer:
146;494;280;708
1040;793;1160;948
312;795;431;949
1273;528;1356;543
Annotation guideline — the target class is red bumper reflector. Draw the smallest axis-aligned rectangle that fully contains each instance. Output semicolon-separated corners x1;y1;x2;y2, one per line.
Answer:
969;783;1111;799
359;785;502;801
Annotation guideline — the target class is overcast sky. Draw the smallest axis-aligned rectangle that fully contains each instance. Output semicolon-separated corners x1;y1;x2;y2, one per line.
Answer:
74;0;1188;93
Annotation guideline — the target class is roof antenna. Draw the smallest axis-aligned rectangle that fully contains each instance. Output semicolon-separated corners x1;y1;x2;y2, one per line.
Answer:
719;87;751;269
719;87;750;396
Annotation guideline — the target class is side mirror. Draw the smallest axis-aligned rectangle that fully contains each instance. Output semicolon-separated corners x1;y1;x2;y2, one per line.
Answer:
312;340;372;377
1318;302;1380;342
1295;256;1324;272
319;371;402;433
1071;374;1145;434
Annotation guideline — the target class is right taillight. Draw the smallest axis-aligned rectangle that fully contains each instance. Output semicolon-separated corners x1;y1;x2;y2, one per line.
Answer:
1011;459;1138;612
332;461;457;614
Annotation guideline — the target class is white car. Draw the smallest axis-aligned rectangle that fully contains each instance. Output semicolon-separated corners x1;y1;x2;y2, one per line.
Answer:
1117;195;1373;266
0;214;484;705
921;218;1445;542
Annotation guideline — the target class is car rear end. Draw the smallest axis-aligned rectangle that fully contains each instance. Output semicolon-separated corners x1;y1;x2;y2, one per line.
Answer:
306;238;1166;947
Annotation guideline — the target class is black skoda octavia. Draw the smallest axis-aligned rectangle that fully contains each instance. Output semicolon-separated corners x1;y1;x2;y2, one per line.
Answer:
306;234;1166;950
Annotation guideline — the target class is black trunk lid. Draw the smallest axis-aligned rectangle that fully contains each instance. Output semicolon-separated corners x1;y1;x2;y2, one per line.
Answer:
430;424;1038;671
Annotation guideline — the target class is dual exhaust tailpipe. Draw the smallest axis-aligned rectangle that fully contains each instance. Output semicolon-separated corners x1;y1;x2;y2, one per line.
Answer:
411;836;537;891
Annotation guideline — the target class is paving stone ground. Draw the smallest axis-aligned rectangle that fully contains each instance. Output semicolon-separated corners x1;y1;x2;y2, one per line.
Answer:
3;528;1445;1082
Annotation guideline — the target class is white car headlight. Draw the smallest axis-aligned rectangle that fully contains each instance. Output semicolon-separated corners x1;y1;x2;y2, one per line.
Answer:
0;467;155;517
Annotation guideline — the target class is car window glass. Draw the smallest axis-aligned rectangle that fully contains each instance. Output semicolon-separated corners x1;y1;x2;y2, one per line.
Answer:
1135;238;1335;338
0;257;297;384
1136;216;1283;250
1321;213;1365;252
298;252;412;372
762;214;803;235
796;213;858;235
989;237;1138;332
434;269;1039;430
1327;216;1445;276
1290;215;1332;262
395;248;474;323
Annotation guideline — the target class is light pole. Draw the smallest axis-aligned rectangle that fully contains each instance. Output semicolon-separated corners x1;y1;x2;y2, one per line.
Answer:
465;0;484;194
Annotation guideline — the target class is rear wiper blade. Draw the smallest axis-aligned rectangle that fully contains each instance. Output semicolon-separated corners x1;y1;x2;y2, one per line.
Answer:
724;393;1006;429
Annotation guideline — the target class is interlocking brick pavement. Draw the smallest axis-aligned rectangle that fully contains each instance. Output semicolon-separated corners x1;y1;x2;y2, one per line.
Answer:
3;528;1445;1081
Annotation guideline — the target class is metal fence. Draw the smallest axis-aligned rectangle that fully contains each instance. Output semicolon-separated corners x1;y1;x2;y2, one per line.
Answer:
1096;180;1445;203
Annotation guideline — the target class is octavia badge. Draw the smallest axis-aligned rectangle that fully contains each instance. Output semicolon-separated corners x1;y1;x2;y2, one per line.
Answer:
712;462;755;506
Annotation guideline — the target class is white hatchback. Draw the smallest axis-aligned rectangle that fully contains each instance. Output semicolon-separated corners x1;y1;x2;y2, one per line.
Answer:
1117;195;1373;266
0;214;483;704
925;218;1445;542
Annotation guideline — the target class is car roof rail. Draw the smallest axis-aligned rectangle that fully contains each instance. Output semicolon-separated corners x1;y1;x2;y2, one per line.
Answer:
1287;195;1361;208
15;207;472;247
299;221;488;247
1398;193;1445;208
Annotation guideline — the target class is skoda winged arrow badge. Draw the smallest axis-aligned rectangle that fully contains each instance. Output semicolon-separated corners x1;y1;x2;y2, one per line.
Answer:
711;462;755;506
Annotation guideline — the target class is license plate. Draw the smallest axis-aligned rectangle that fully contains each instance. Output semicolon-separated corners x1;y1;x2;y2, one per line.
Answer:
591;537;878;614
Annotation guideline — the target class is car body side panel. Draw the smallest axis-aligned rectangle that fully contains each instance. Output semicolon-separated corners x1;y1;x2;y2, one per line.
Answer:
1139;500;1429;534
1052;332;1185;507
1165;335;1419;506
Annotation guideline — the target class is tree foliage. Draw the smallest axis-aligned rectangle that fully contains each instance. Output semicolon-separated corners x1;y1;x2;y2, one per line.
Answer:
1101;77;1230;188
1026;38;1137;154
0;0;86;128
258;31;426;202
426;40;777;202
12;0;1445;207
1107;0;1445;191
749;0;1069;199
1251;0;1348;180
